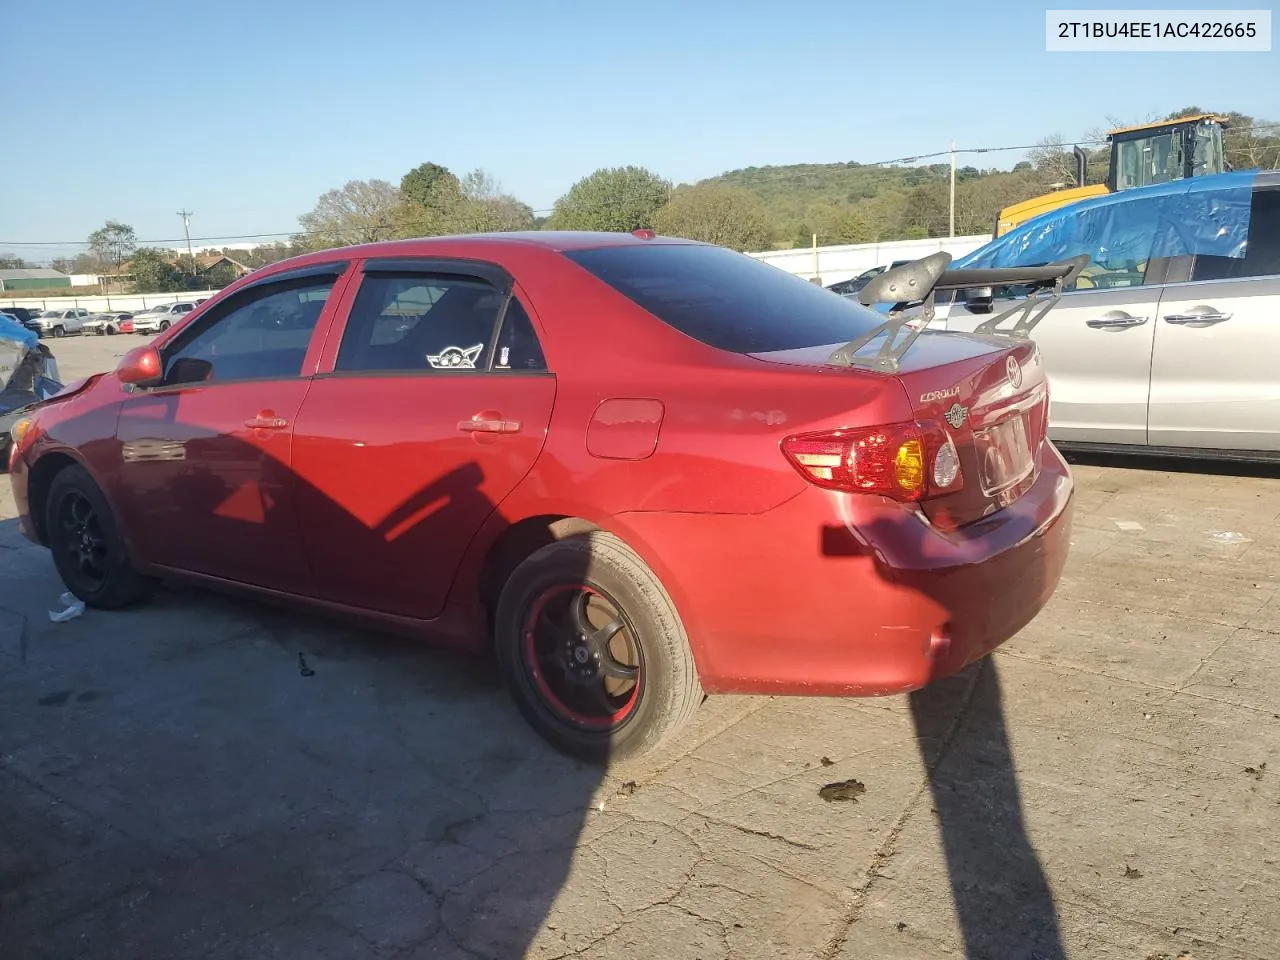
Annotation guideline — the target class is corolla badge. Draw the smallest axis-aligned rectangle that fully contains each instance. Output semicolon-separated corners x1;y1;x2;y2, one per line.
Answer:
945;402;969;429
1006;355;1023;389
920;385;961;403
427;343;484;370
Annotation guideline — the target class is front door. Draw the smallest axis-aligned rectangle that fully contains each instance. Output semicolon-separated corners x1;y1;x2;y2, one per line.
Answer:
945;263;1160;446
291;261;556;620
113;265;349;594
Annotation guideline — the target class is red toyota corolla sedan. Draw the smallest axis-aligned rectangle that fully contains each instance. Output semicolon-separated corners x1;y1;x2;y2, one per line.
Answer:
7;232;1074;761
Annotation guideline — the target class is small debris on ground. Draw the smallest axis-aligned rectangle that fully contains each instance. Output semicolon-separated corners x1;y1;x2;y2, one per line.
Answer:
47;592;85;623
1123;865;1143;879
820;756;834;766
1113;520;1144;532
895;922;907;932
1244;763;1266;780
298;653;315;677
1207;530;1251;545
819;779;866;803
617;780;638;796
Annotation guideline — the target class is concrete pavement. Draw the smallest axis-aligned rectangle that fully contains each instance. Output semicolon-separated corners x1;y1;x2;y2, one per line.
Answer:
1;335;1277;959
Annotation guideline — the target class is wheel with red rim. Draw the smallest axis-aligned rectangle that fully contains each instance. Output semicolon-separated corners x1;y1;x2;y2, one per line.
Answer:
495;531;702;763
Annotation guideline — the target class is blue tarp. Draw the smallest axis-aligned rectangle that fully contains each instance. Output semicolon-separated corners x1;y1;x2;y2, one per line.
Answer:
952;170;1257;271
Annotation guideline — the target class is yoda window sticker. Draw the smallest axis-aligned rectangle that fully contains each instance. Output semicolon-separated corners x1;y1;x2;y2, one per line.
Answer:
427;343;485;370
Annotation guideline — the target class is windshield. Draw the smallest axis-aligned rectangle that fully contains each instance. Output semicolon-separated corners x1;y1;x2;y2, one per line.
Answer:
564;243;883;354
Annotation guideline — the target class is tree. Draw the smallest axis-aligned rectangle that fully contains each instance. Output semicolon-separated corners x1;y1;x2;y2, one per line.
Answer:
1029;135;1085;189
87;220;137;270
652;185;773;251
50;257;75;274
547;166;671;233
298;179;402;246
129;248;184;293
802;202;873;246
400;162;460;208
0;253;27;269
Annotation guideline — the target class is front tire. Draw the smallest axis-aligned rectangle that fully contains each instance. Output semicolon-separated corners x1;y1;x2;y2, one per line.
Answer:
52;326;65;338
44;464;154;609
495;532;702;763
158;320;170;331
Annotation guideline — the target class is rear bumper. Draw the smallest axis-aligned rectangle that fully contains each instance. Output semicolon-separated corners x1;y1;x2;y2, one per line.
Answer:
608;443;1073;697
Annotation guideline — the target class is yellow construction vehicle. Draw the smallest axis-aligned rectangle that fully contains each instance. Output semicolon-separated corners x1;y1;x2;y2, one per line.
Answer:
994;113;1231;236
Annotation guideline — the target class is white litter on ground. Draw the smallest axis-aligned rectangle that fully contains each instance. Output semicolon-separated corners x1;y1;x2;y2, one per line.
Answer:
1207;531;1252;545
47;592;85;623
1113;520;1145;532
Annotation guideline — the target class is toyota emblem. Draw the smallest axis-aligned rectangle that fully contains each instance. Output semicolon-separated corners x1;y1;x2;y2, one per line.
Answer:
1006;355;1023;389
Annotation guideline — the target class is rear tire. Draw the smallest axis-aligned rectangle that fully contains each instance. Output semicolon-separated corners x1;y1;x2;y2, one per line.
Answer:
495;531;702;764
44;464;154;609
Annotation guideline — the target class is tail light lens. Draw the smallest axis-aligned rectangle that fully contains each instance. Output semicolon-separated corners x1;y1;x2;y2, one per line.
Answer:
781;420;964;502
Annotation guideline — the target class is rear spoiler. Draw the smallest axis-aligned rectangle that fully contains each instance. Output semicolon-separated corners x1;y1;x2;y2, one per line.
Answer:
826;252;1091;371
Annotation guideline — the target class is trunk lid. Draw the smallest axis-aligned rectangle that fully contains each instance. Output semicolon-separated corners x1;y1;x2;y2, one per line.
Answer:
750;331;1051;528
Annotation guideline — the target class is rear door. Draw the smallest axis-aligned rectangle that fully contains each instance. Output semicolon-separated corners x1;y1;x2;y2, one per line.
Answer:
1148;181;1280;451
290;257;557;620
944;260;1161;446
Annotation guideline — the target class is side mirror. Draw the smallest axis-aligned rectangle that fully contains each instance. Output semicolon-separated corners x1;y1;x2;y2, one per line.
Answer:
117;345;163;388
964;286;994;314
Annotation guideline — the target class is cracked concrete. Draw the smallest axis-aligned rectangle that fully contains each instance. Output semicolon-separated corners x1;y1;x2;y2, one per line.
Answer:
1;338;1277;959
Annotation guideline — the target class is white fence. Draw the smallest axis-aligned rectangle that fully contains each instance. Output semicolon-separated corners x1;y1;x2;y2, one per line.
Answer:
0;290;221;313
748;235;993;285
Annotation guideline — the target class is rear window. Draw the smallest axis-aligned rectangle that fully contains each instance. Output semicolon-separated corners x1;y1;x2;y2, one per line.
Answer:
563;244;883;354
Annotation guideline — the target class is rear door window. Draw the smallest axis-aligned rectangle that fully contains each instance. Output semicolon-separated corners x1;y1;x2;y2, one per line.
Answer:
1190;185;1280;281
564;244;883;354
335;273;509;373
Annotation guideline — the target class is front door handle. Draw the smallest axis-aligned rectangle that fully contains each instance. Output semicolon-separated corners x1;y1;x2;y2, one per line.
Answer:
244;413;289;429
1085;314;1147;329
458;415;522;434
1164;310;1232;324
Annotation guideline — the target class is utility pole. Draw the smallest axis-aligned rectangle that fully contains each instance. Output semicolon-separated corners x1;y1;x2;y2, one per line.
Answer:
948;140;956;238
177;210;195;273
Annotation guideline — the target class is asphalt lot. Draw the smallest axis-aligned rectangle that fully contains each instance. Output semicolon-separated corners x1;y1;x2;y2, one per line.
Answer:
2;333;1278;959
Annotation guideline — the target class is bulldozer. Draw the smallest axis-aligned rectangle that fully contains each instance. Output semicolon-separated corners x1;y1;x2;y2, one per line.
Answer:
993;113;1231;237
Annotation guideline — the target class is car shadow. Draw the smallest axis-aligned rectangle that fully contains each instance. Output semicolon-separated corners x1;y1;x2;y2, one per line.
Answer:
1060;446;1280;479
822;514;1067;959
1;412;604;959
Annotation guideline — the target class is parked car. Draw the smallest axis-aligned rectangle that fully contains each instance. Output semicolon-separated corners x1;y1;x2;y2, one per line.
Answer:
0;317;61;469
83;312;133;336
1;306;44;335
826;261;913;297
937;169;1280;460
31;308;91;338
119;317;135;334
7;232;1075;761
131;302;197;334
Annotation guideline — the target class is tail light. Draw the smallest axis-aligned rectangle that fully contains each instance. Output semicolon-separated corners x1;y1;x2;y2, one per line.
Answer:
781;420;964;502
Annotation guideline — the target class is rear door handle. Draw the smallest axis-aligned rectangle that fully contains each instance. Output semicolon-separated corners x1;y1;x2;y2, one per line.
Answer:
458;416;522;434
1164;310;1232;324
1085;315;1147;329
244;414;289;429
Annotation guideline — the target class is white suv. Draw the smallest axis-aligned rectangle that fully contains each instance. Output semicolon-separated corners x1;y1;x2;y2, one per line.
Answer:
32;308;91;338
131;301;197;335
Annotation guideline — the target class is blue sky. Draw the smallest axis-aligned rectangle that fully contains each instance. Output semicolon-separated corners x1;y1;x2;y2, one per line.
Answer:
2;0;1276;258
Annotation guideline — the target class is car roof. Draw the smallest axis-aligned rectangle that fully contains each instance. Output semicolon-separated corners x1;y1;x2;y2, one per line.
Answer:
247;231;704;280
